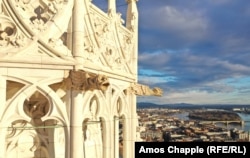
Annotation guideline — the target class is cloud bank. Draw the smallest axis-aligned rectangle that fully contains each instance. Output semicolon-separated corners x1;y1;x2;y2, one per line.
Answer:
137;0;250;104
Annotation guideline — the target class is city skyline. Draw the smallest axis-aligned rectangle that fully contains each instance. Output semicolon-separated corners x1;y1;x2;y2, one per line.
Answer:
137;0;250;104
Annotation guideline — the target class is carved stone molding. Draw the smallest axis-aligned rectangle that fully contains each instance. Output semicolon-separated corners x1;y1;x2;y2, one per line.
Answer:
128;83;163;96
65;70;110;91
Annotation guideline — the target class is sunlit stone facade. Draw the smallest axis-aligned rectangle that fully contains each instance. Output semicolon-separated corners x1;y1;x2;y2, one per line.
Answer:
0;0;140;157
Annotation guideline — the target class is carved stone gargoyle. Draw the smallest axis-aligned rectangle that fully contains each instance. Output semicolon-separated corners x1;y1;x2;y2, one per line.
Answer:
128;83;163;97
65;70;110;91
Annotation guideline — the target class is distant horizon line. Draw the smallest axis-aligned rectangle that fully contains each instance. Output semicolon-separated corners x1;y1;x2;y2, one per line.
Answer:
137;102;250;106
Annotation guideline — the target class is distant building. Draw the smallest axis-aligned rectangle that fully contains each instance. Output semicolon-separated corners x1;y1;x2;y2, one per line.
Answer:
233;108;242;112
236;131;250;141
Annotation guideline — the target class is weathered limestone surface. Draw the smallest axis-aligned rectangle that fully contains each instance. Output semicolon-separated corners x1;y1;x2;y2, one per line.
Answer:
0;0;158;157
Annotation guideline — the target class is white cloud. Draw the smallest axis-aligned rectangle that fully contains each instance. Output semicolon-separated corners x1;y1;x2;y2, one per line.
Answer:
221;36;250;53
139;51;170;67
139;75;175;86
153;6;209;40
219;61;249;72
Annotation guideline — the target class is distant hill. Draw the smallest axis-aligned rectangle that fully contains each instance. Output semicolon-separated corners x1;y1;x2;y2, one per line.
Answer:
137;102;194;109
137;102;250;110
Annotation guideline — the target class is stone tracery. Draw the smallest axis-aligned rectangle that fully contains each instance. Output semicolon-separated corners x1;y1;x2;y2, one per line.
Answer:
85;1;136;73
6;121;50;158
0;0;73;57
0;0;160;157
4;90;66;158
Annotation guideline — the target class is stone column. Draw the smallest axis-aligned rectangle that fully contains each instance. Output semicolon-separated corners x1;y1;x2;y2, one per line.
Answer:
126;0;138;30
129;94;137;158
126;0;138;79
103;118;112;158
126;3;139;156
73;0;85;70
122;117;129;158
108;0;116;12
65;89;71;158
70;0;85;157
70;91;84;157
114;116;119;158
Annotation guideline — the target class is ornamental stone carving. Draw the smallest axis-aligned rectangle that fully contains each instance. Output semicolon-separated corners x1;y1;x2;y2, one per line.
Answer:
0;15;16;47
84;45;100;63
65;70;110;91
85;1;136;73
128;83;163;96
14;0;67;36
0;15;28;48
3;0;73;56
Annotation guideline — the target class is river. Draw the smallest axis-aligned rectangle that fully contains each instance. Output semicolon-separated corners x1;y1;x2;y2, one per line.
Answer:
170;111;250;132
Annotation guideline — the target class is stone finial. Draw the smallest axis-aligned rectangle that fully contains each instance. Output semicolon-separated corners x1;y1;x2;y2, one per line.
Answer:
65;70;110;91
126;0;138;3
128;83;163;96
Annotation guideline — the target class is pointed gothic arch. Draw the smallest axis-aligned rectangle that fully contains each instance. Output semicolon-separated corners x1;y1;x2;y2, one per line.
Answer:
82;94;104;158
0;76;70;158
82;90;108;117
4;90;66;158
109;84;132;158
111;87;129;117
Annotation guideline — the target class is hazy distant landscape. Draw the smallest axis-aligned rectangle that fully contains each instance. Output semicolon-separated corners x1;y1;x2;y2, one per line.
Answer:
137;102;250;142
137;102;250;110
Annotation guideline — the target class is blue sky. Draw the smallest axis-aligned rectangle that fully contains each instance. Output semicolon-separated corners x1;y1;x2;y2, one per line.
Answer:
136;0;250;104
93;0;250;104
